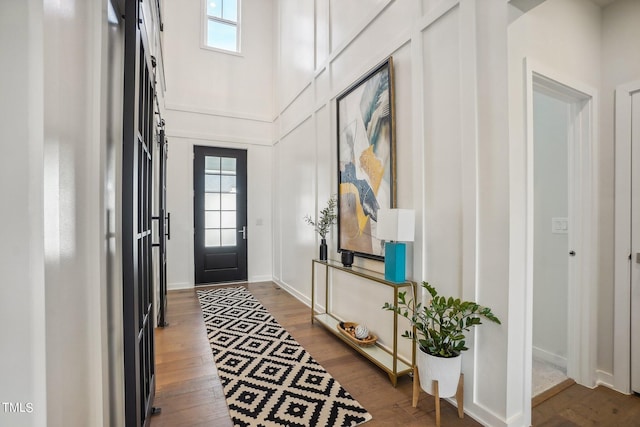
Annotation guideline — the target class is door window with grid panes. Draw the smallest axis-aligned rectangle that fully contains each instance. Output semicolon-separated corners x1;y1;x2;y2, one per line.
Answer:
204;156;237;247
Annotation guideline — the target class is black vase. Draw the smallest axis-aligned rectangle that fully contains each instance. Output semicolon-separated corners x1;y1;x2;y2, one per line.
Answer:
341;250;354;267
319;238;328;261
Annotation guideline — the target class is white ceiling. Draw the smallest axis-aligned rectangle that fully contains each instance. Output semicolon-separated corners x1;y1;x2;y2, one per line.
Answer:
591;0;617;7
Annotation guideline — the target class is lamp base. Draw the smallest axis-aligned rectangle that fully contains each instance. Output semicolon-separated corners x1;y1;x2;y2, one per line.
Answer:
384;242;406;283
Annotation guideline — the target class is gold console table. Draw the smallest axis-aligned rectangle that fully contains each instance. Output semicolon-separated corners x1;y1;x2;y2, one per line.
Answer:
311;259;416;386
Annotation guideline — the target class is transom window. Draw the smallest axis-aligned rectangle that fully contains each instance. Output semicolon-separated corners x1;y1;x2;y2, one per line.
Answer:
204;0;240;53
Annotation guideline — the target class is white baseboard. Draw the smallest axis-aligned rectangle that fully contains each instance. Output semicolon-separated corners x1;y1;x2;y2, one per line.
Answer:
273;278;311;308
168;282;193;291
169;276;273;290
249;275;274;283
532;346;567;370
461;401;511;427
596;370;615;389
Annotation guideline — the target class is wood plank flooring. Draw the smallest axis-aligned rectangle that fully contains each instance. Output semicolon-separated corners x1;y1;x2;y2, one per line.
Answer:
150;282;640;426
532;383;640;426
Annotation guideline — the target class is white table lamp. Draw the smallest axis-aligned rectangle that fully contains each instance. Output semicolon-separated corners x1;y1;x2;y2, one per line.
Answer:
376;208;415;282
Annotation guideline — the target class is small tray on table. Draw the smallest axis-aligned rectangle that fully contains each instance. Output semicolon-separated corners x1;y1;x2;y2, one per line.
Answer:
337;321;378;347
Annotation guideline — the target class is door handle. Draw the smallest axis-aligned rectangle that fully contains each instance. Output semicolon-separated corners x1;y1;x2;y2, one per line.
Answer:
238;226;246;240
569;250;576;256
166;212;171;240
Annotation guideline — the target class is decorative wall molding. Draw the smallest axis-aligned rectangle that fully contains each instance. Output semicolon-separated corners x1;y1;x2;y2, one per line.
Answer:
274;0;461;144
277;0;401;119
325;0;395;68
166;129;272;147
274;113;313;144
165;101;273;123
417;0;459;33
275;81;313;122
272;1;520;425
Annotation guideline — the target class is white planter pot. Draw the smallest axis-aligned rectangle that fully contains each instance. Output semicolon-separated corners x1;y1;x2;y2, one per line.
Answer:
416;350;462;398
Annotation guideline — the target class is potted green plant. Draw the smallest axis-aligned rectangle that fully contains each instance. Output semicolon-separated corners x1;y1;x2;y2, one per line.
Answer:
383;281;501;397
304;195;337;261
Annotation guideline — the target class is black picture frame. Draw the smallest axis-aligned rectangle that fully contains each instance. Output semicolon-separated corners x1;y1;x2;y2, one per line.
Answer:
336;57;396;260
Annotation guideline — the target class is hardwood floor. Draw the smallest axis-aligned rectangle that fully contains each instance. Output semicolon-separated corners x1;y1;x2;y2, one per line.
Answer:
533;383;640;426
150;282;640;426
151;286;233;427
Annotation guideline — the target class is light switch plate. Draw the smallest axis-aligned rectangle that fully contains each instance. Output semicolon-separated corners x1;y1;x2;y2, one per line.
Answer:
551;217;568;234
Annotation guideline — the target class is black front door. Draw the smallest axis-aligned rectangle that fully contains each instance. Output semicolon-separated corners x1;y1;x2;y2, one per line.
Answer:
194;146;248;284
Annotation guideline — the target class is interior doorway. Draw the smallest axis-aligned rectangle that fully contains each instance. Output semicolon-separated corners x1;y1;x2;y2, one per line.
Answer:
525;63;598;405
531;87;571;396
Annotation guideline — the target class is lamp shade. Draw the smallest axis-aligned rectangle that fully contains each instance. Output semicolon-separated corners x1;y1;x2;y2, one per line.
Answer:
376;208;415;242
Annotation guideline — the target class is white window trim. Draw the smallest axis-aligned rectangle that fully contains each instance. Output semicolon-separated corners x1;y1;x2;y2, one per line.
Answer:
201;0;243;55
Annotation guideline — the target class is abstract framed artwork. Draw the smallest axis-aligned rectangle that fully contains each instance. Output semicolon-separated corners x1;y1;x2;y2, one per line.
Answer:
336;57;396;260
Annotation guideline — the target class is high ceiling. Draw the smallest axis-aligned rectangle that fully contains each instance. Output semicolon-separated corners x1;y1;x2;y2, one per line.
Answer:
591;0;617;6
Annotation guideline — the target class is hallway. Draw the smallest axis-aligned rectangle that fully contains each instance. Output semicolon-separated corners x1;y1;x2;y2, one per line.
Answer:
151;283;640;426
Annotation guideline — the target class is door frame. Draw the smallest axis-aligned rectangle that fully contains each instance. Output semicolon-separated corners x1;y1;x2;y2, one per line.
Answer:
613;79;640;394
523;58;598;402
193;144;248;284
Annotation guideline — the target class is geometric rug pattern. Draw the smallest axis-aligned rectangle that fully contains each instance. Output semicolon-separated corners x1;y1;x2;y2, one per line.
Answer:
197;287;372;427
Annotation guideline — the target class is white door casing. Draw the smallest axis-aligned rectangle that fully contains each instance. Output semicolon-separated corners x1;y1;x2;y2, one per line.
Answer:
614;81;640;394
523;58;598;406
632;90;640;394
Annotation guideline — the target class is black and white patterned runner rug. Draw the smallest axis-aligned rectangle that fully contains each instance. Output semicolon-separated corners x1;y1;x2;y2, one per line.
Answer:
197;287;372;427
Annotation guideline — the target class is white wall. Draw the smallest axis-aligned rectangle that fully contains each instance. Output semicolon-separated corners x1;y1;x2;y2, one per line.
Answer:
0;0;168;425
43;0;101;422
163;0;273;119
0;0;124;425
273;1;511;425
509;0;640;398
507;1;602;422
163;0;274;288
0;1;46;425
273;0;419;353
113;0;640;424
166;137;273;288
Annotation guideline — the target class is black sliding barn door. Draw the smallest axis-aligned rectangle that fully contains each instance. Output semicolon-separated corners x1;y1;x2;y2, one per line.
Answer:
122;0;156;425
156;128;169;327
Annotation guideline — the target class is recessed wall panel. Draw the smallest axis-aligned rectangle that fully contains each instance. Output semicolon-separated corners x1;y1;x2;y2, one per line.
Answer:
330;0;413;98
421;6;462;296
277;0;315;110
329;0;388;52
279;85;314;138
278;119;316;293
